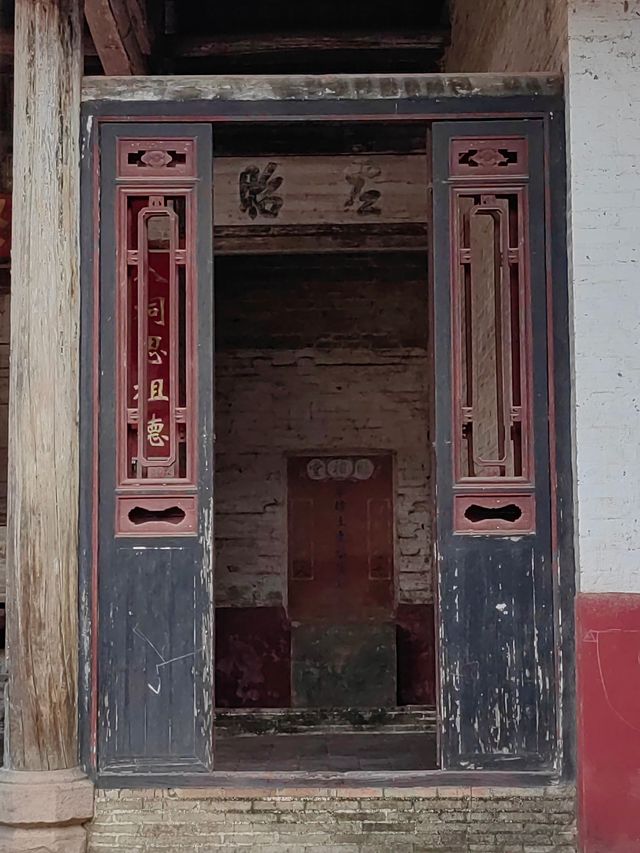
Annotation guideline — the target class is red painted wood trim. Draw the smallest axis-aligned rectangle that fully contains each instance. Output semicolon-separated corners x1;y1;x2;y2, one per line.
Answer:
577;592;640;853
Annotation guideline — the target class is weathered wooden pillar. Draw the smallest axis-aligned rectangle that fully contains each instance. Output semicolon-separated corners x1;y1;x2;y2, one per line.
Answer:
0;1;94;850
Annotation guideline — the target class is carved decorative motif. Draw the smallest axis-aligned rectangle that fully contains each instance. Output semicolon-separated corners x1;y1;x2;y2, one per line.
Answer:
450;137;528;178
458;146;517;169
140;150;174;169
117;138;196;178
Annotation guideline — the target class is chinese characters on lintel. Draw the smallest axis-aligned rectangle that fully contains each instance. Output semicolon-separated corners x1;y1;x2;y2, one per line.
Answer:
237;161;384;220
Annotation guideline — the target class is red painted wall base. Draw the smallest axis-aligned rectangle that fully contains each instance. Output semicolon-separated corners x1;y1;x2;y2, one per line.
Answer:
577;592;640;853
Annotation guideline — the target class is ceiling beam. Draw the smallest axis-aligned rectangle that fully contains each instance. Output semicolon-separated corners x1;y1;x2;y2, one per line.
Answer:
84;0;150;75
174;29;449;60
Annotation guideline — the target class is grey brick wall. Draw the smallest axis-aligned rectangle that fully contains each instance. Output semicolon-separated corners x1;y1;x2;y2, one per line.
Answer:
89;784;577;852
214;253;433;608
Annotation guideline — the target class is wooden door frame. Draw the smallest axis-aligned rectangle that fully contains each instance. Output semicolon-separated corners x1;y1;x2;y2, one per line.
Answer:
79;73;574;787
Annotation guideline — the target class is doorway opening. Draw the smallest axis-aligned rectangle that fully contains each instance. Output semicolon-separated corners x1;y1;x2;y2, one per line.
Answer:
211;122;438;771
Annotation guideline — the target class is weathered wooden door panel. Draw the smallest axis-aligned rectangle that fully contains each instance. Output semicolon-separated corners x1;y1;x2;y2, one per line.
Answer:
432;120;555;769
98;124;214;773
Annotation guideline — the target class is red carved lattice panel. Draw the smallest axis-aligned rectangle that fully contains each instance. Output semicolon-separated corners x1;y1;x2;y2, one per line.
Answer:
449;136;535;534
114;139;198;536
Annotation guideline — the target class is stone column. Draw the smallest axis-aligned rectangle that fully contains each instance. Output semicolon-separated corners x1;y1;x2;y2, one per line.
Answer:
0;1;94;850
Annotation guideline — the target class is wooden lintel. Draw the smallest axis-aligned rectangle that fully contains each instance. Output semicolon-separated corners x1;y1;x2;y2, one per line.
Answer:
82;73;564;104
84;0;149;75
174;29;449;59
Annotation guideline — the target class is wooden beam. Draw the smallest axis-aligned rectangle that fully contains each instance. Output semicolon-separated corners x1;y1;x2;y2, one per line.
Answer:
7;0;82;772
174;29;449;59
125;0;152;55
84;0;148;75
82;73;565;104
0;27;98;56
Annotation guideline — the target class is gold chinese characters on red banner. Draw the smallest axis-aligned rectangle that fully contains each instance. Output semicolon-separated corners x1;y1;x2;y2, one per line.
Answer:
123;195;187;483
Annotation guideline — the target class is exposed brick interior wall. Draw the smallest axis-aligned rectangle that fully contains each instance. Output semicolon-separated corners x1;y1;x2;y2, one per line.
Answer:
445;0;568;74
89;785;577;852
214;253;433;609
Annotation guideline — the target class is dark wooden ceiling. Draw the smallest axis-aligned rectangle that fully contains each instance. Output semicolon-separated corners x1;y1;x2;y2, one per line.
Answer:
166;0;449;74
176;0;448;35
0;0;451;75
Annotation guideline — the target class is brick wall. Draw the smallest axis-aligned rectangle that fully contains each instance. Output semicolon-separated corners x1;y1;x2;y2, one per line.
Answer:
89;785;577;852
445;0;568;73
214;254;433;608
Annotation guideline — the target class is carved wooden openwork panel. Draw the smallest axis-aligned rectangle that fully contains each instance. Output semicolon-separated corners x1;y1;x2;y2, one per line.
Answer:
117;139;196;178
115;139;198;535
450;137;528;179
449;136;535;534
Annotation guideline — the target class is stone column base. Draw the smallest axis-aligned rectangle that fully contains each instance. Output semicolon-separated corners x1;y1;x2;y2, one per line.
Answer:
0;767;94;853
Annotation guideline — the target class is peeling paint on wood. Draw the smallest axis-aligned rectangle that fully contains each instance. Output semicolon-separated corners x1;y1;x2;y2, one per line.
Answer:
81;73;563;104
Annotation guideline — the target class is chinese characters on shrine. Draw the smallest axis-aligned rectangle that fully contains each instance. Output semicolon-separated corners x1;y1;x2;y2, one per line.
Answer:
239;162;284;219
213;155;428;235
343;163;383;216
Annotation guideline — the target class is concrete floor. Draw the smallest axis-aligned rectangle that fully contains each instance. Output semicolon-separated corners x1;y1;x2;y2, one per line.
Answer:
215;731;438;771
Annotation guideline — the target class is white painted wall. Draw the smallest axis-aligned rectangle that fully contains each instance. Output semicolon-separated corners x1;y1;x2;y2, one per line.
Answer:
567;0;640;593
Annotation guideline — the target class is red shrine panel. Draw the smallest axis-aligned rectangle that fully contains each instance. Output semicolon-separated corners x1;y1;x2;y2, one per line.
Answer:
287;454;394;622
449;136;535;534
114;139;199;535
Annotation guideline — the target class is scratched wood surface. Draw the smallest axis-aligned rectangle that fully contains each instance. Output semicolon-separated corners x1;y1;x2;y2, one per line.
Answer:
5;0;82;771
